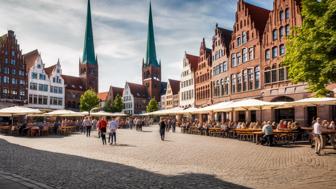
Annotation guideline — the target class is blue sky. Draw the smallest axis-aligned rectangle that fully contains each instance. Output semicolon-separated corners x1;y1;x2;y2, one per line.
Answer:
0;0;273;92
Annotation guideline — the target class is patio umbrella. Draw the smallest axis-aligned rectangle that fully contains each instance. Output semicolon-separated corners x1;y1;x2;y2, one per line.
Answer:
90;111;114;117
0;106;42;126
193;101;234;113
287;97;336;107
45;110;84;117
111;112;128;117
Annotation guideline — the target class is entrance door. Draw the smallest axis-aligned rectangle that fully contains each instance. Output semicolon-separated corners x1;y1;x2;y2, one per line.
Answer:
275;108;295;123
307;106;317;126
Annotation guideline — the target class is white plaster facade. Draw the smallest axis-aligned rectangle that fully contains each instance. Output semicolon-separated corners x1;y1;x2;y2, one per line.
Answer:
179;54;196;108
27;55;64;110
123;83;134;115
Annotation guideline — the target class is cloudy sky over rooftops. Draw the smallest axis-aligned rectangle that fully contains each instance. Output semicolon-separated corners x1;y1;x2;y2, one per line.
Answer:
0;0;273;92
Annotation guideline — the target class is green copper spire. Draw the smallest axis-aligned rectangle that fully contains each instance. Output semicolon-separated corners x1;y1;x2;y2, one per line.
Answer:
82;0;96;64
144;1;159;67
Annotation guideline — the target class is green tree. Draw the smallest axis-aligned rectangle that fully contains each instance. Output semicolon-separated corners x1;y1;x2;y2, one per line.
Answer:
112;94;123;112
103;99;113;112
146;98;158;113
283;0;336;96
80;89;100;112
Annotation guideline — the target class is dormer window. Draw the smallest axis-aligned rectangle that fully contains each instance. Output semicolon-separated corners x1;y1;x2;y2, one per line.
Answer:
37;64;41;69
57;69;60;73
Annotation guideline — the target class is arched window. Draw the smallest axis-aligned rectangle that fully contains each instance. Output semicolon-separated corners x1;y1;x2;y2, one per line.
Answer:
242;48;248;63
285;8;290;19
272;29;278;41
280;10;284;21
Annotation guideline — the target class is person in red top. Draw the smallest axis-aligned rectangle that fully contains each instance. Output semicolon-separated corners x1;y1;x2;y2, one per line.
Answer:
98;117;107;145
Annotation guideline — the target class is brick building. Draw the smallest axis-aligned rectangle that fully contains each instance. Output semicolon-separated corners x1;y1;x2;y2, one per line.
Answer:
0;30;27;108
195;39;212;107
211;25;232;104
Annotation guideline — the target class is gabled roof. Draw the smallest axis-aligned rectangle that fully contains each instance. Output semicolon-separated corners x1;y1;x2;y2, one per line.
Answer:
126;82;148;98
185;53;200;71
168;79;180;95
244;1;270;36
217;27;233;54
98;92;108;101
23;49;39;72
109;86;124;97
62;75;85;91
45;65;56;77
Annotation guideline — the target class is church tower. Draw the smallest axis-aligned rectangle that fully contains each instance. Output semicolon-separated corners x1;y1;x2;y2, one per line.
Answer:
79;0;99;93
142;1;161;102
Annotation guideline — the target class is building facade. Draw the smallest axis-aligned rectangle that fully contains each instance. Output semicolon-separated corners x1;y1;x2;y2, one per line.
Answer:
179;53;199;108
123;82;149;115
0;30;27;108
24;50;64;110
211;25;232;104
162;79;180;110
195;39;212;107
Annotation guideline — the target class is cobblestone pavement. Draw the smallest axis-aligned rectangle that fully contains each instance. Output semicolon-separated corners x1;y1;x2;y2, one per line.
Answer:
0;126;336;189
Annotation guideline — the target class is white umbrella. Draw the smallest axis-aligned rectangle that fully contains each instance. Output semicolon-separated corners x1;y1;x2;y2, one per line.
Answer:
111;112;128;117
219;99;279;112
90;111;114;117
45;110;84;117
179;107;199;114
0;106;41;116
287;97;336;106
193;101;234;113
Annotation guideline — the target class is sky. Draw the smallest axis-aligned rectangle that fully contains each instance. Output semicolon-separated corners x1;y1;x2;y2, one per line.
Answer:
0;0;273;92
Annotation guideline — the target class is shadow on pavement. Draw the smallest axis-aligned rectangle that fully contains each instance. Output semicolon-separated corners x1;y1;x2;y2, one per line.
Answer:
0;139;250;189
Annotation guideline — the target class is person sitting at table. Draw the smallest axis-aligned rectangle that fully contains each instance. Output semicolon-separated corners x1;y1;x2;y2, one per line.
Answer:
277;120;287;130
328;121;335;130
261;121;273;146
18;120;27;136
271;122;277;129
321;120;329;128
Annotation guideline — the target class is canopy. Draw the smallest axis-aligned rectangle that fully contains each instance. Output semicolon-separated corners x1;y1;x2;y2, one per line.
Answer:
0;106;41;116
111;112;128;117
287;97;336;106
193;101;234;113
179;107;199;114
90;111;127;117
148;107;184;116
216;99;282;112
45;110;84;117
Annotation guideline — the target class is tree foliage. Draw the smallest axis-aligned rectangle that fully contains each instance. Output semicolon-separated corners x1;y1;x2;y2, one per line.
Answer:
146;98;159;113
283;0;336;96
103;99;113;112
112;94;123;112
80;89;100;112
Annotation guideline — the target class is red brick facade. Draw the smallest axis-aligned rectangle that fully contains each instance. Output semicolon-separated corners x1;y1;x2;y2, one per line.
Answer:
142;63;161;102
195;39;212;107
0;30;27;108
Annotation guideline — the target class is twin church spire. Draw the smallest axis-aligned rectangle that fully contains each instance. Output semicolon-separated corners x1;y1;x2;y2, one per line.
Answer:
82;0;96;65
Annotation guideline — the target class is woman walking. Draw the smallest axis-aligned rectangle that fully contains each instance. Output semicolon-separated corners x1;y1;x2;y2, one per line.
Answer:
98;117;107;145
159;118;166;141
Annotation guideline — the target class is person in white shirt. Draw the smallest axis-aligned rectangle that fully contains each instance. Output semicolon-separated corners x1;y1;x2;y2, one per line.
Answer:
261;121;273;146
108;118;119;145
313;117;322;155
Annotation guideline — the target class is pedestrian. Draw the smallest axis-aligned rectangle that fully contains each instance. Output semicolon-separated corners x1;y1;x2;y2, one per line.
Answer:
108;118;119;145
313;117;323;155
83;117;92;137
159;118;166;141
98;117;107;145
172;119;176;133
53;117;61;135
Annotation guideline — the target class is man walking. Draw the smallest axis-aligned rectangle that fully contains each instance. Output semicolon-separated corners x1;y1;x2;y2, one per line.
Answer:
313;117;323;155
98;117;107;145
83;117;92;137
159;118;166;141
108;118;119;145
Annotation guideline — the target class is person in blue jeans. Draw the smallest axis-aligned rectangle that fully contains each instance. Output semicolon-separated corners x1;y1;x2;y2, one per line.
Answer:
108;118;119;145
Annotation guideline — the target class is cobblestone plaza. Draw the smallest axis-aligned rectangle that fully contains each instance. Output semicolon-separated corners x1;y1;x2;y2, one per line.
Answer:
0;126;335;189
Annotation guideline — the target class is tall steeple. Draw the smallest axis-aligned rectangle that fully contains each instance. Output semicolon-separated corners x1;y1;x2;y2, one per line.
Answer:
144;1;159;67
82;0;96;64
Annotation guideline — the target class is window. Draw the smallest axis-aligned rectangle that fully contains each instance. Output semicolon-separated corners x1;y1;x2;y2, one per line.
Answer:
280;44;285;55
237;53;241;65
237;73;242;92
272;67;277;82
20;91;25;96
30;83;37;90
243;70;247;91
231;54;237;67
242;32;247;44
5;58;8;64
272;47;278;58
3;67;9;74
279;67;285;81
242;48;248;63
3;76;9;84
37;64;41;69
280;26;284;38
225;77;229;95
223;62;227;72
12;90;17;95
280;10;284;21
11;69;16;75
12;78;17;85
39;74;46;80
265;69;271;84
231;74;236;94
237;37;241;46
265;49;271;60
248;69;253;90
32;72;38;79
11;59;16;65
3;88;8;94
249;47;254;60
285;8;290;19
285;25;290;36
273;29;278;41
